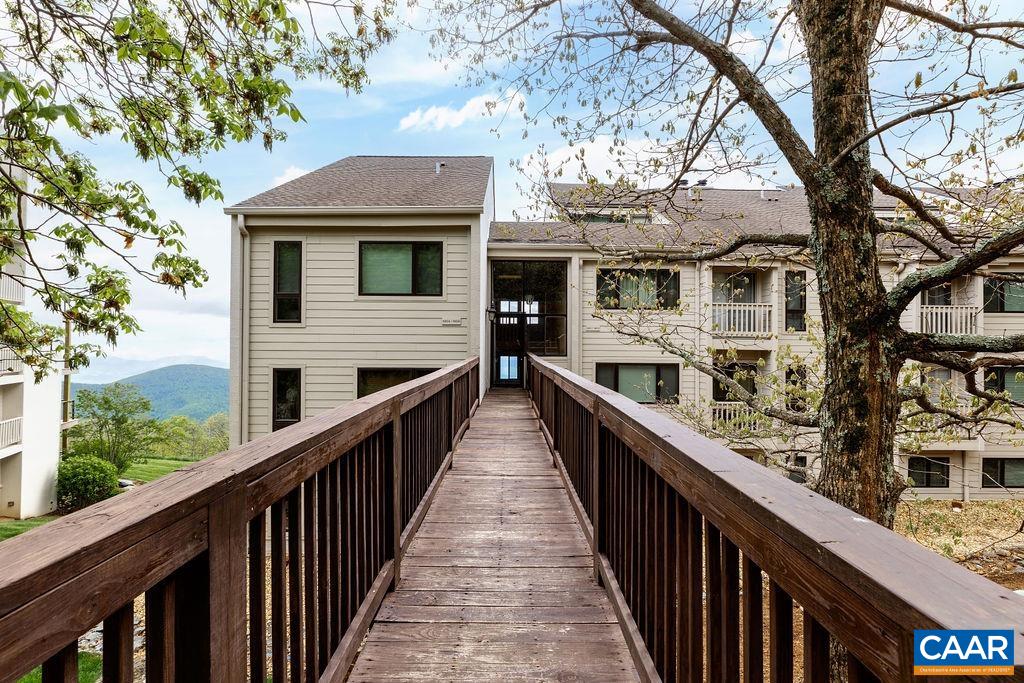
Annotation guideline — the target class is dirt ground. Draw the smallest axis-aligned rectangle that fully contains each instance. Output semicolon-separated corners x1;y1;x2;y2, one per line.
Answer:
893;498;1024;590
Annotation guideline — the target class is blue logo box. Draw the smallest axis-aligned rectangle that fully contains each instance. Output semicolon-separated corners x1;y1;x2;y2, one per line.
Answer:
914;630;1016;675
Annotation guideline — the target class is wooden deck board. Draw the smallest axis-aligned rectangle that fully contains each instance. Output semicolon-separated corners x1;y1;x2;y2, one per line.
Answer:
347;389;639;681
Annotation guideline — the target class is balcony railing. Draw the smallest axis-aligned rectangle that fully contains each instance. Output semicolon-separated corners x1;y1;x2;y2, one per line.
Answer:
710;400;774;430
0;273;24;305
920;304;979;334
0;358;479;682
61;399;76;422
526;353;1023;681
711;301;772;335
0;348;21;376
0;417;22;449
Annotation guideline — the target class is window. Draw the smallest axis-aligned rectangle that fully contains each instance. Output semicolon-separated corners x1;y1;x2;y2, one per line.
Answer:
596;363;679;404
359;242;442;296
784;271;807;331
785;365;808;412
984;367;1024;401
984;275;1024;312
923;283;952;306
981;458;1024;488
788;455;807;484
357;368;438;398
907;456;950;488
272;368;301;431
273;241;302;323
597;268;680;310
571;211;652;224
492;261;568;356
922;366;953;399
712;271;756;303
713;363;757;402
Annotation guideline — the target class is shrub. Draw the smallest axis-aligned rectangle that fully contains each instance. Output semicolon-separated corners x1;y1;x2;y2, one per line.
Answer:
56;456;118;513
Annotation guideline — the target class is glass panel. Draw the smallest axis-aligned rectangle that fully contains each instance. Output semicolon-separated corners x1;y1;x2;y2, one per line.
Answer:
713;271;755;303
658;364;679;399
619;273;657;308
414;243;443;295
357;368;437;397
1004;459;1024;487
617;364;657;403
274;242;301;293
526;315;566;356
984;279;1002;312
597;269;617;308
595;363;615;389
498;356;520;381
361;243;413;294
1004;281;1024;312
1004;368;1024;401
923;284;952;306
275;296;301;323
272;368;301;431
982;458;1000;487
785;271;806;311
523;261;566;314
660;271;680;308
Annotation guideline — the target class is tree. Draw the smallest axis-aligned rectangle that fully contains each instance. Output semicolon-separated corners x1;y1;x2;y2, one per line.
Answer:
1;0;394;377
69;383;159;473
154;411;229;460
423;0;1024;526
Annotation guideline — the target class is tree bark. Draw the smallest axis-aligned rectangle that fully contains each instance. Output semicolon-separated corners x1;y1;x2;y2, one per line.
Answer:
797;0;906;527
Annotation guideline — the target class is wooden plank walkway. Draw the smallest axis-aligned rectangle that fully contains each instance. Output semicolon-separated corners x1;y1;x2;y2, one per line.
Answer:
347;389;639;681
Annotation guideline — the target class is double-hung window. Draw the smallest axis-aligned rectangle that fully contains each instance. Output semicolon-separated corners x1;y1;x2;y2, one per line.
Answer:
907;456;950;488
984;275;1024;312
359;242;443;296
784;271;807;331
273;241;302;323
712;363;757;402
595;363;679;404
597;268;680;309
272;368;301;431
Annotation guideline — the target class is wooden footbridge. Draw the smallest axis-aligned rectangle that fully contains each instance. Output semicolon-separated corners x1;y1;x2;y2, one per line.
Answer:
0;355;1021;682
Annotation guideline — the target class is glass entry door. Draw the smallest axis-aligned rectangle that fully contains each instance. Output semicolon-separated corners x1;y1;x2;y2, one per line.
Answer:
490;261;567;387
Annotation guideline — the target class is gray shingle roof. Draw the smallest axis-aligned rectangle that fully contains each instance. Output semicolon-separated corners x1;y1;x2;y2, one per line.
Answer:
229;156;493;211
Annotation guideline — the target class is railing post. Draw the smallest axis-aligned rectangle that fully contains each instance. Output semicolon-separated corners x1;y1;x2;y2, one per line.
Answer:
591;399;601;582
391;398;403;586
208;488;247;681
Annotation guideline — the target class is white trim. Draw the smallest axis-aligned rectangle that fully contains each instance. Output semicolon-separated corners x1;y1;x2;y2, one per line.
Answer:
224;205;484;216
269;365;305;433
354;237;449;302
269;236;308;329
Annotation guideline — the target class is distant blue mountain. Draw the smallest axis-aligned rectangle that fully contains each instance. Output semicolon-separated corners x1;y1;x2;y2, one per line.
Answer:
72;364;229;421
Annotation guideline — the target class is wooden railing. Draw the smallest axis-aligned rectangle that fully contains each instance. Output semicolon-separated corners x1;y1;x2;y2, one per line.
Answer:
920;304;979;335
526;353;1023;682
711;302;772;335
0;357;479;682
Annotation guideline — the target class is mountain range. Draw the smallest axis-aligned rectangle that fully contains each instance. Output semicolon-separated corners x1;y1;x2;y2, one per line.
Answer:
72;364;230;421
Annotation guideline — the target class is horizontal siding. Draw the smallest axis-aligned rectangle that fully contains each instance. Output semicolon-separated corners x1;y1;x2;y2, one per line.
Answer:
246;225;472;440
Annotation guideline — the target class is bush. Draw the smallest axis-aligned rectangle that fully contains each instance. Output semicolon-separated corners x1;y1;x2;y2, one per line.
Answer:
56;456;118;513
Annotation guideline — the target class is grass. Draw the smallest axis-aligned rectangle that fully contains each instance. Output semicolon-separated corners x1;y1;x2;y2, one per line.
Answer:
18;651;102;683
124;456;189;483
0;515;60;542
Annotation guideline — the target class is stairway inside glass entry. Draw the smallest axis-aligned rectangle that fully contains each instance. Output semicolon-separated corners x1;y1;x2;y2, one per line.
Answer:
347;389;639;681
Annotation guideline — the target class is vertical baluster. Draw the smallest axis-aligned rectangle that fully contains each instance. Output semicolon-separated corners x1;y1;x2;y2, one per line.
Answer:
742;555;764;683
687;504;704;682
41;642;77;683
722;537;740;679
102;603;133;683
645;464;657;660
346;451;359;625
328;460;341;649
270;501;287;683
317;470;330;671
652;476;664;677
287;487;303;683
673;494;686;683
145;578;175;683
803;611;830;683
303;475;318;680
706;524;723;681
249;510;267;683
847;655;881;683
768;580;793;683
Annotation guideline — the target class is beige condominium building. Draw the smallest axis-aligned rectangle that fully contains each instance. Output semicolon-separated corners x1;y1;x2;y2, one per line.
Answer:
226;155;1024;501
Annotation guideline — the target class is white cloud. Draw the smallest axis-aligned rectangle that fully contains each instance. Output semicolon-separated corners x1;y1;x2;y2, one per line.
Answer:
399;93;525;132
273;165;308;186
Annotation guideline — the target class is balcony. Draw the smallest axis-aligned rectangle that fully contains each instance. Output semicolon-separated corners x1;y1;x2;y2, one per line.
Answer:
920;304;979;334
0;417;22;450
0;273;23;305
710;400;773;430
61;399;77;429
0;356;1021;681
0;348;21;376
711;302;772;335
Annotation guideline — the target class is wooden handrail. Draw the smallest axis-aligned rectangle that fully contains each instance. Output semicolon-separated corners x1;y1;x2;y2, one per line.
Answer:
0;357;479;682
526;353;1023;681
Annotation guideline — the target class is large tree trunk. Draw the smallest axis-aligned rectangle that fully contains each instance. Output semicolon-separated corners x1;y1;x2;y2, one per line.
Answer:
797;0;906;527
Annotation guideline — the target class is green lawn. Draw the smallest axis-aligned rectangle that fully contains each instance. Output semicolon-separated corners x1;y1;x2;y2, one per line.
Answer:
0;515;60;542
124;456;189;483
18;651;101;683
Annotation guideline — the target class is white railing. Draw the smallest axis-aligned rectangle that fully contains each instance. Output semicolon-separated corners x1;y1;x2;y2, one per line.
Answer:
0;273;24;304
0;417;22;449
920;305;978;335
0;347;21;375
711;302;773;335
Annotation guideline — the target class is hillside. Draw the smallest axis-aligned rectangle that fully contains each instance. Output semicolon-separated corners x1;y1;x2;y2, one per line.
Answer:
72;364;229;421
